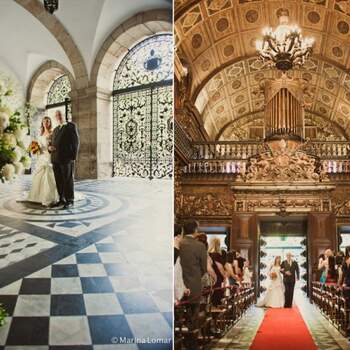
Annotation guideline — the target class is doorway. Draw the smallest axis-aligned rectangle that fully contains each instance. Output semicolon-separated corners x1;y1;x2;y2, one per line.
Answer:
258;218;308;296
259;236;307;293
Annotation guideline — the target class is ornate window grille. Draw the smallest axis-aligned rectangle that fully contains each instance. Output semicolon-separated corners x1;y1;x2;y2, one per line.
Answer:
46;74;71;121
112;34;173;179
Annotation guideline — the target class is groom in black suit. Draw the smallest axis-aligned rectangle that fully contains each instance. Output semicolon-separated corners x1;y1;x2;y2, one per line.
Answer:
49;110;79;208
281;252;300;308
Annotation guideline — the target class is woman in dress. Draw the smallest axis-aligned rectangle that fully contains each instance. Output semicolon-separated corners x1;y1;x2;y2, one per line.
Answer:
208;237;226;306
339;254;350;308
257;256;285;308
27;116;59;206
225;250;241;286
318;249;337;284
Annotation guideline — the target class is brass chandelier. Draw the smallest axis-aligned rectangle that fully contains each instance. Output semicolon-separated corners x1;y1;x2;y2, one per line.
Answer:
256;10;314;72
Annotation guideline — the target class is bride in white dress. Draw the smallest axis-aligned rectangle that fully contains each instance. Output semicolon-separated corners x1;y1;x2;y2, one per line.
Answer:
257;256;285;308
27;116;59;207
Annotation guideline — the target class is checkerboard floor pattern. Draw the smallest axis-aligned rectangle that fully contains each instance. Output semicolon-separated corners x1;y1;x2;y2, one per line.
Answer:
0;230;55;269
0;235;172;349
0;177;173;349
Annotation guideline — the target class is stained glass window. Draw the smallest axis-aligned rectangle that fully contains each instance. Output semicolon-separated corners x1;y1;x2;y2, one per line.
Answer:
113;34;173;179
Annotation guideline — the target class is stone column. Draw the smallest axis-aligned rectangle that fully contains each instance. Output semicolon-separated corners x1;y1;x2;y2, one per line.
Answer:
96;87;113;178
70;87;97;179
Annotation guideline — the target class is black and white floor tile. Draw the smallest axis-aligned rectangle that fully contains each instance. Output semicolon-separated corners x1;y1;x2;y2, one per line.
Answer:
0;176;172;349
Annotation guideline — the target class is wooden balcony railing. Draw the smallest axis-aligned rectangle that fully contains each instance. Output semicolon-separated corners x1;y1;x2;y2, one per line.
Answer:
183;159;350;175
192;141;264;160
191;141;350;161
303;141;350;159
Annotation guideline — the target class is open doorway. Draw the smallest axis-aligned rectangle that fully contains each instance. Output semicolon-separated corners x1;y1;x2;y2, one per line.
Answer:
259;235;307;294
258;218;308;296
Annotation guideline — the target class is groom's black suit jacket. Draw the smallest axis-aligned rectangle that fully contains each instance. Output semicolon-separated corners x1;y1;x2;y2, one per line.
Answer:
51;122;79;164
281;260;300;283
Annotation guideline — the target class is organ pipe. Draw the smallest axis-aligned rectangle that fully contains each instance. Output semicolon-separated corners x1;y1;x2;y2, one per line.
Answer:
264;76;306;140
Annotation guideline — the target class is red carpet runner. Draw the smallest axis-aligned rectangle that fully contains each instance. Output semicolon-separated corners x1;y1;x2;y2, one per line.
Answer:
250;307;317;350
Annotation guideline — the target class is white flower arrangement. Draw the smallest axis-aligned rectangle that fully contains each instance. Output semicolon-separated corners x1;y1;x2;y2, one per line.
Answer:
0;83;30;183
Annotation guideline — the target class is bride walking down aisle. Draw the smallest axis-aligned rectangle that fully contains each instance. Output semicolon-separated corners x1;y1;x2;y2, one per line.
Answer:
257;256;285;308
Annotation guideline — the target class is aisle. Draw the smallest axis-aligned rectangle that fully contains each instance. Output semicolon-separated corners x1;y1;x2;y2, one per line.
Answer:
210;291;350;349
249;307;317;350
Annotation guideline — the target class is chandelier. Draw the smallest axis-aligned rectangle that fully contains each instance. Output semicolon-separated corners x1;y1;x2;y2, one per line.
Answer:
44;0;58;14
256;10;314;71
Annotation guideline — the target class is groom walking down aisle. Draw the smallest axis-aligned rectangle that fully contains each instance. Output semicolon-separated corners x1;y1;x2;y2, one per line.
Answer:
49;110;79;209
281;252;300;308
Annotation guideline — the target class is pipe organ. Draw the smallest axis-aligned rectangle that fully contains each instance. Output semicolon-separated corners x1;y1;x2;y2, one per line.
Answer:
264;75;306;140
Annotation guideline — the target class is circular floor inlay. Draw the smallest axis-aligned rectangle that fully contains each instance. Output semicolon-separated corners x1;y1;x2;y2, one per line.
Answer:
2;191;124;223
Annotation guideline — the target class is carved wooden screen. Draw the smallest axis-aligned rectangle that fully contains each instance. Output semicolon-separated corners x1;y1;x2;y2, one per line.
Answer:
112;34;173;179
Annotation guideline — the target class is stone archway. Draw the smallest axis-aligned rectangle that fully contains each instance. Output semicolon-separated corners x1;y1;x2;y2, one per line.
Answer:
27;60;75;109
26;60;75;159
90;9;172;178
14;0;88;89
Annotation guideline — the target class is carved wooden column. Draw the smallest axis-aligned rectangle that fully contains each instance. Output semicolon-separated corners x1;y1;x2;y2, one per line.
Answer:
231;214;257;262
308;212;337;287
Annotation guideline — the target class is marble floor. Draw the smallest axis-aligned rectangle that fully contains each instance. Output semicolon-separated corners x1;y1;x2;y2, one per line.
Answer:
211;290;350;350
0;176;173;349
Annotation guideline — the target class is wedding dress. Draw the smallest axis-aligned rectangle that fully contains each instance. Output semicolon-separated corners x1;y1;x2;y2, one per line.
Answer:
257;265;285;308
26;135;59;206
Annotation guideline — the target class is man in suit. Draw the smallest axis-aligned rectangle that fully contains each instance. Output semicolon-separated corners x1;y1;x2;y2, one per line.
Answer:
179;219;207;338
281;252;300;308
49;110;79;209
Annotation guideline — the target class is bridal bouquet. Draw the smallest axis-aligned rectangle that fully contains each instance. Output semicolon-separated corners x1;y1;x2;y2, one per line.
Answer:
0;82;31;183
270;271;278;280
28;140;41;155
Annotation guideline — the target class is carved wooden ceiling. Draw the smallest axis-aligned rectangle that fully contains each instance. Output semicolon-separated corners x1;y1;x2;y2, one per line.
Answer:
175;0;350;140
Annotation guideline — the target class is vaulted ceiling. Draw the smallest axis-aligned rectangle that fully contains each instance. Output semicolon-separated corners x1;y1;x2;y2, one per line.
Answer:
0;0;170;90
175;0;350;141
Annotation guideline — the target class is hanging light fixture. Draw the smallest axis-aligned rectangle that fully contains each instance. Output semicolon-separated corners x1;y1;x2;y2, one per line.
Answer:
44;0;58;14
256;9;314;71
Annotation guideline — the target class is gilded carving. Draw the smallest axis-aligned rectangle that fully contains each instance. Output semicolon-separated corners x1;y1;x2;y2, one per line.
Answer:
244;198;322;212
333;190;350;215
238;139;329;182
178;192;233;216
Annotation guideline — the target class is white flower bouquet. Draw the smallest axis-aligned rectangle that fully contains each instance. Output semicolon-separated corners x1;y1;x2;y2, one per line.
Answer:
0;84;30;183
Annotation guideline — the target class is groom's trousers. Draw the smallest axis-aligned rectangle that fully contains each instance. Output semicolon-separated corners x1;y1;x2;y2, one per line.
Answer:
284;280;295;308
53;161;75;203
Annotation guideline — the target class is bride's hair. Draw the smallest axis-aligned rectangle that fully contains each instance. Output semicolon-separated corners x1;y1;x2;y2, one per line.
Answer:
40;116;52;135
274;256;281;266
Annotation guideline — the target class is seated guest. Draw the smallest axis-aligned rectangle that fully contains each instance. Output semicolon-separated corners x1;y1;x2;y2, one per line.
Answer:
225;250;240;286
196;233;217;287
208;237;226;306
179;219;207;333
